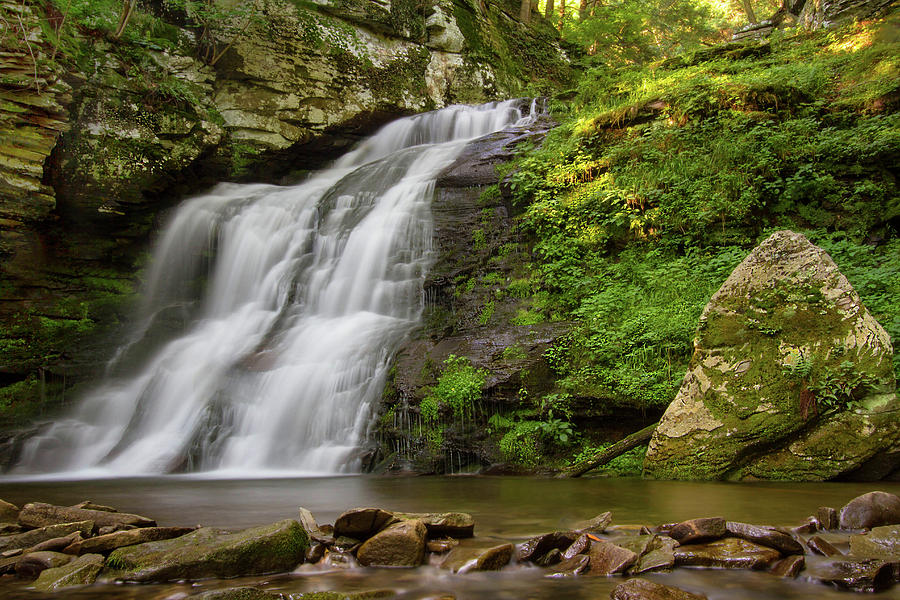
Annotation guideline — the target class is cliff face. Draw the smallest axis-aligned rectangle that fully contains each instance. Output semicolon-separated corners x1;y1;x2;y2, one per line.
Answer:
0;0;569;424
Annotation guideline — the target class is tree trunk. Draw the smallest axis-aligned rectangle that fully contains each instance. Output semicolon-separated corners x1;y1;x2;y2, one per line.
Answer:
520;0;531;23
545;0;555;20
113;0;134;40
742;0;758;24
557;423;658;478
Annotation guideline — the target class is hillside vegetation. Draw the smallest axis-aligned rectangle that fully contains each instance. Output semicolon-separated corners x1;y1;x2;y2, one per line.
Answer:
488;13;900;470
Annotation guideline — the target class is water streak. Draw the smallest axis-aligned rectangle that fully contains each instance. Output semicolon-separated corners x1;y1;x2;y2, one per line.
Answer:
15;100;540;477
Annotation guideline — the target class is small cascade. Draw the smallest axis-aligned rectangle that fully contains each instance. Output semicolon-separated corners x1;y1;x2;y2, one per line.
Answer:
13;99;543;477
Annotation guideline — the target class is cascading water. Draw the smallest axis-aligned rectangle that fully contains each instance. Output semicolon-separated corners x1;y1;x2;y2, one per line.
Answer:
13;100;541;477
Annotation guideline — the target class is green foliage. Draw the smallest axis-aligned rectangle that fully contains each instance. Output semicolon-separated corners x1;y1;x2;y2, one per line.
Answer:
420;355;487;423
573;442;648;476
808;360;876;411
478;300;495;325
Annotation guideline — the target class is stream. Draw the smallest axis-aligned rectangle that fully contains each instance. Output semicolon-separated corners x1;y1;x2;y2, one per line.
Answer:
2;476;899;599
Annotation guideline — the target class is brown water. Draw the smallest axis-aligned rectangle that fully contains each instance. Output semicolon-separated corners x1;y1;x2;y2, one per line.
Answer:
1;475;899;599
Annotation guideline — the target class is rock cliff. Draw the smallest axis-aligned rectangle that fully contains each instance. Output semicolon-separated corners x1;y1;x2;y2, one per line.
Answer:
643;231;900;481
0;0;569;423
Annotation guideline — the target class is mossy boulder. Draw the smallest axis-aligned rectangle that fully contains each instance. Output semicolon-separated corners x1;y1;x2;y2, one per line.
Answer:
103;519;308;582
644;230;899;481
33;553;104;591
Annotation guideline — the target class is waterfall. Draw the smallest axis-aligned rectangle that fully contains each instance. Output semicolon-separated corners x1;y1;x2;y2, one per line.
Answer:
13;100;540;477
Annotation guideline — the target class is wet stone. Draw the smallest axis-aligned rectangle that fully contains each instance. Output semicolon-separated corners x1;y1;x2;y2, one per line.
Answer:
817;507;839;531
306;541;326;563
65;526;195;555
613;535;655;557
839;492;900;530
808;536;843;557
610;577;708;600
674;537;781;569
631;537;678;574
562;533;592;560
333;508;396;540
586;540;638;576
807;558;896;592
71;501;117;512
394;512;475;538
790;519;818;535
193;587;281;600
535;548;562;567
442;543;513;573
15;551;73;578
575;512;613;534
770;555;805;578
546;554;590;577
426;538;459;553
669;518;727;545
356;519;427;568
849;525;900;560
0;523;22;535
26;532;82;553
725;522;803;554
0;521;94;553
517;531;578;562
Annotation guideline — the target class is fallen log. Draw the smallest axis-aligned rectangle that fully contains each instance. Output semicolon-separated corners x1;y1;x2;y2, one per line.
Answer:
558;423;658;478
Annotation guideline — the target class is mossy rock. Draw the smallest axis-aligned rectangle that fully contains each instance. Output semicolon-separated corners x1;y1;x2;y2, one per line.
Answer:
644;231;900;481
104;519;308;582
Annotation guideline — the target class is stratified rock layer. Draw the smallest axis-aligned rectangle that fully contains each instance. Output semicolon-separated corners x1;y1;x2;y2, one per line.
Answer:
644;230;899;481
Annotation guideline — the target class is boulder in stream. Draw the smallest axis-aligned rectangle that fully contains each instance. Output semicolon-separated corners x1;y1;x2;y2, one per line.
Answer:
356;519;427;567
611;578;708;600
441;543;514;573
585;540;638;576
15;550;73;578
333;508;396;540
104;519;308;582
33;553;104;591
644;231;900;480
674;537;781;569
64;526;196;555
839;491;900;529
0;499;19;522
19;502;155;530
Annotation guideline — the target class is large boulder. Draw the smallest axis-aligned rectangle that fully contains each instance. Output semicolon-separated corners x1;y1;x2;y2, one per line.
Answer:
63;526;196;555
644;231;899;481
839;491;900;529
104;519;308;582
355;519;427;567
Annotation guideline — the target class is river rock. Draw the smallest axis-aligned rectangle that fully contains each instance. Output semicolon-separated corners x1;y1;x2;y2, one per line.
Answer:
770;555;805;578
644;231;900;481
546;554;591;577
19;502;155;530
356;519;427;567
818;506;839;530
15;551;73;578
674;537;781;569
441;543;513;573
0;520;94;553
518;531;578;562
0;499;19;522
394;511;475;538
631;536;678;574
71;501;117;512
576;512;613;533
808;535;843;557
849;525;900;559
33;553;104;591
839;491;900;529
65;526;196;555
725;522;803;554
807;558;896;592
427;538;459;553
562;533;592;559
194;588;282;600
669;518;726;544
27;532;82;553
104;519;308;582
585;541;638;576
0;523;22;535
611;578;708;600
333;508;396;540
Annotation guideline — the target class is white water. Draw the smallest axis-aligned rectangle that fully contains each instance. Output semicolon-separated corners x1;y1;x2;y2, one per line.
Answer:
14;100;540;477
